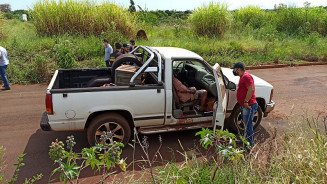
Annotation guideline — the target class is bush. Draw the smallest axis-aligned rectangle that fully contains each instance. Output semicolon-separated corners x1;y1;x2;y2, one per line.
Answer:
31;0;136;37
233;6;268;29
52;39;76;69
29;55;50;83
49;135;126;183
273;6;327;36
189;2;230;37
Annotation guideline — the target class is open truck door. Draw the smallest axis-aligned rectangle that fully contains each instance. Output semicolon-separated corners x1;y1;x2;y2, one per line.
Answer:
212;63;228;131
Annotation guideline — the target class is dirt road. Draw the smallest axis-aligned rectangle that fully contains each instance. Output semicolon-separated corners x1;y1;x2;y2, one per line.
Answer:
0;65;326;183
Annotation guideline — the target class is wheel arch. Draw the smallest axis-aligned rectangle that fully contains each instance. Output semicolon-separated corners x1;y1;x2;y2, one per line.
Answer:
85;110;134;130
256;97;266;112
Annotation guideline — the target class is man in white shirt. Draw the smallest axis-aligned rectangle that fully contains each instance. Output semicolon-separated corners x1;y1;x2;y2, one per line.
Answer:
103;39;113;67
0;46;10;90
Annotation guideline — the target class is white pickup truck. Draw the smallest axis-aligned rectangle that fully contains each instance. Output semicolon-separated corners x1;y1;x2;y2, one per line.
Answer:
40;46;275;145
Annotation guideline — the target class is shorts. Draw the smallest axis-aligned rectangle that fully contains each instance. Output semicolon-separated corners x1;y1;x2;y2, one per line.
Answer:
194;90;206;100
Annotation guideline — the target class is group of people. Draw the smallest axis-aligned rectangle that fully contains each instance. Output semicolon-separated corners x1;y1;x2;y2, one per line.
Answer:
103;39;136;67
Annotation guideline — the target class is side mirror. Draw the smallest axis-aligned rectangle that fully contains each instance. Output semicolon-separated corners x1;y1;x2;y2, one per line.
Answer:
227;81;236;91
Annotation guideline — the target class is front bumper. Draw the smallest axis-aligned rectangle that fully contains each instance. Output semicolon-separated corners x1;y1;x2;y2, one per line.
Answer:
40;112;52;131
264;101;275;117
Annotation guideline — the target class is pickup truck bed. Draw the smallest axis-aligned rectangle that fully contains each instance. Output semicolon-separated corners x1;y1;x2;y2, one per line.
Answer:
52;68;112;89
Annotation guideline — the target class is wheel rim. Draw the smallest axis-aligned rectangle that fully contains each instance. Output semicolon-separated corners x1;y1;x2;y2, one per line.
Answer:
95;121;125;144
235;110;259;132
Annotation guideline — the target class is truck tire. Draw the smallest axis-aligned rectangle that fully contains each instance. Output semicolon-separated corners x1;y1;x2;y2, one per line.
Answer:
229;104;262;134
111;54;143;79
87;113;131;146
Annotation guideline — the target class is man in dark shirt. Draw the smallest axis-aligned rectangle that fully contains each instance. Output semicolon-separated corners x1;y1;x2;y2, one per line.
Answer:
129;39;136;51
122;43;130;54
109;43;123;66
231;62;258;148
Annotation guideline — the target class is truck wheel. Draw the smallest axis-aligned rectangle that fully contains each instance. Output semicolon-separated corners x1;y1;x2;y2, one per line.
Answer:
229;104;262;134
87;113;131;146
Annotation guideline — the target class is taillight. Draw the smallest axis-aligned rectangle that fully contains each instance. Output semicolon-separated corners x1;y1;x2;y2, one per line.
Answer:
46;93;53;114
269;89;274;103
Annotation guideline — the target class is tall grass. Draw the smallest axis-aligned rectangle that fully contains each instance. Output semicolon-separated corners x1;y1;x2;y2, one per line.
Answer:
233;6;268;29
189;2;230;37
0;11;3;38
31;0;136;37
232;5;327;36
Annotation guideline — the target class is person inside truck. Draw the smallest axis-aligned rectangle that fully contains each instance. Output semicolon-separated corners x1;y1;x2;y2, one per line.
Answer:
173;76;207;111
109;42;123;66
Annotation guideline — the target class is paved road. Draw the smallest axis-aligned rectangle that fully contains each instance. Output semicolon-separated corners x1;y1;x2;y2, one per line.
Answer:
0;65;326;183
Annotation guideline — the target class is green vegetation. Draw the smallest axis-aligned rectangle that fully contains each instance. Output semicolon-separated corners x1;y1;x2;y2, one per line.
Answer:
1;2;326;183
86;116;326;183
49;135;125;184
233;6;268;29
152;117;327;183
0;11;3;37
189;3;230;36
0;149;43;183
3;9;30;20
0;1;327;85
31;0;136;37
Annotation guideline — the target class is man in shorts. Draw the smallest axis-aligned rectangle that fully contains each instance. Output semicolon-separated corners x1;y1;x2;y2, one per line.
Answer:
173;77;207;111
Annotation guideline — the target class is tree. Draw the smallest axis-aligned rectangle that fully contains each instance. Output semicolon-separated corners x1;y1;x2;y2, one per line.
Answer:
0;4;11;13
129;0;136;13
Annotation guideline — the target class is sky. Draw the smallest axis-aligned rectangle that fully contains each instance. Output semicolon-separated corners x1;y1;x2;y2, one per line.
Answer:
2;0;327;11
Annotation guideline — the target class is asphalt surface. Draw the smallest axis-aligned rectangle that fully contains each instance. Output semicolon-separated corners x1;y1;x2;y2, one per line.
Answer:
0;65;326;183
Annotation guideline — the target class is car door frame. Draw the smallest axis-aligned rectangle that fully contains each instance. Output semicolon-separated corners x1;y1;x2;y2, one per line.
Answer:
212;63;228;131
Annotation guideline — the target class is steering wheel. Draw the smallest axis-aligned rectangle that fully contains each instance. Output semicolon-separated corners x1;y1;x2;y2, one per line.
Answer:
173;62;185;77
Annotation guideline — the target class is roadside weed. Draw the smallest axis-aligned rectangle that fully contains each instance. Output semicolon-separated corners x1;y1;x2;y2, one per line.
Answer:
49;135;126;184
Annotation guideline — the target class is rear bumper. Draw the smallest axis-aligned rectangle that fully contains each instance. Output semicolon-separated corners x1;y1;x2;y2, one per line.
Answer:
264;101;275;117
40;112;52;131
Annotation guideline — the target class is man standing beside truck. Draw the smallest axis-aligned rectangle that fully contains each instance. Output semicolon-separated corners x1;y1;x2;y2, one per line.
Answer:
103;39;113;67
0;46;10;90
231;62;258;148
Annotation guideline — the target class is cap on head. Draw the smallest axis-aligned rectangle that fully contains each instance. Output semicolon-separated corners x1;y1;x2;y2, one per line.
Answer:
123;43;128;47
130;39;135;45
230;62;245;70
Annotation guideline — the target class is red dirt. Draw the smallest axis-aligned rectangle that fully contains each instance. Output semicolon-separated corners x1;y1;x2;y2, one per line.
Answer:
0;65;326;183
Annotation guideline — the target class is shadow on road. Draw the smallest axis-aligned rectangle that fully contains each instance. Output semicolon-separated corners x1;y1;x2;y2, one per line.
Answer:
16;124;271;183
